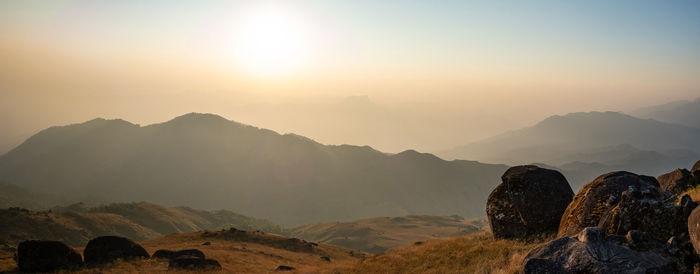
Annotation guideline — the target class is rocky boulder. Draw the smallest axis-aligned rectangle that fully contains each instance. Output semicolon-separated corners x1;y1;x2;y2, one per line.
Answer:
598;188;696;243
658;168;694;194
687;206;700;254
692;160;700;177
558;171;659;237
16;240;82;272
486;165;573;238
522;227;684;274
83;236;149;264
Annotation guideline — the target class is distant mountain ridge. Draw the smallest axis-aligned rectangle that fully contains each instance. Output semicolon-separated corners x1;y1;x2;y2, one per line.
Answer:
0;113;508;226
438;111;700;189
631;97;700;128
0;201;283;247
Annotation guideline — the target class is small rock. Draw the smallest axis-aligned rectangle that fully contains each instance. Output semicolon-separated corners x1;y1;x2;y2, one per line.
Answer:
276;265;295;271
320;256;331;262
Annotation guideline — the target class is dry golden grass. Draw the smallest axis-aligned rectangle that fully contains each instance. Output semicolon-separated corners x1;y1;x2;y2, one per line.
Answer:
0;230;547;273
348;232;547;274
290;215;487;253
683;186;700;202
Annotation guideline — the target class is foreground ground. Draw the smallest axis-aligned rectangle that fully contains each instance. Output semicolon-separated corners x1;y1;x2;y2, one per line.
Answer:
0;229;546;273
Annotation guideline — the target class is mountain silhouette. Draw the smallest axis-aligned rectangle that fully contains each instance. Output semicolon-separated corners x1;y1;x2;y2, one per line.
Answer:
632;97;700;129
440;111;700;164
0;113;507;226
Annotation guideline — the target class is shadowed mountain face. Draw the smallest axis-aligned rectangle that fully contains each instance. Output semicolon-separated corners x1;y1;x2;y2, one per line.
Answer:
438;112;700;188
0;113;507;226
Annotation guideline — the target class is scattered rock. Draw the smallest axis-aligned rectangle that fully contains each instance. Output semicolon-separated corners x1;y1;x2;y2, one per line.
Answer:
152;249;175;259
202;241;211;246
320;256;331;262
486;165;573;238
152;249;205;260
522;227;678;274
558;171;659;237
83;236;149;264
658;168;694;194
276;265;295;271
169;255;222;270
413;241;423;245
16;240;82;272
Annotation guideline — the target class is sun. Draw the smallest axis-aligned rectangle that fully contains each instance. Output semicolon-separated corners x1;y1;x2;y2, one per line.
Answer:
230;5;314;76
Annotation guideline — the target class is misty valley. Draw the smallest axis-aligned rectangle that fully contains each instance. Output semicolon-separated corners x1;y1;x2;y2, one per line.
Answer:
2;1;700;273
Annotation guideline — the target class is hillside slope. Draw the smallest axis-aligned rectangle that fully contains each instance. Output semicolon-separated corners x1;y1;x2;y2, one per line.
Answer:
0;202;282;246
0;113;508;225
0;229;365;273
290;215;487;253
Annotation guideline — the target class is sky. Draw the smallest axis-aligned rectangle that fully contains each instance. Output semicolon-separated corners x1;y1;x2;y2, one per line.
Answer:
1;0;699;154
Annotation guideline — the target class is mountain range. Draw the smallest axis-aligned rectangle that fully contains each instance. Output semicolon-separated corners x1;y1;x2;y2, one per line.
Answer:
438;111;700;189
0;113;507;226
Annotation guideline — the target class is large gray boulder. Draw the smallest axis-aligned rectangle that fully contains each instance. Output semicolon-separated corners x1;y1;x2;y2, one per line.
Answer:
486;165;573;239
522;227;682;274
558;171;659;238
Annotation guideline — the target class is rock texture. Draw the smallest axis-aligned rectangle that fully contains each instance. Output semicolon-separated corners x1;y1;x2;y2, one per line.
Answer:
688;206;700;254
522;227;682;274
598;188;696;243
16;240;82;272
83;236;149;263
658;168;694;194
558;171;659;237
692;160;700;176
486;165;573;238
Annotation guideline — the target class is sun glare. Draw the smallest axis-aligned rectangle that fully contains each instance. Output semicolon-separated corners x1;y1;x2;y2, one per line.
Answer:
230;5;314;76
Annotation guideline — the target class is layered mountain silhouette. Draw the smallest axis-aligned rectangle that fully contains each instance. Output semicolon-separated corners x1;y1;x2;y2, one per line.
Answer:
0;113;507;226
439;111;700;189
632;97;700;129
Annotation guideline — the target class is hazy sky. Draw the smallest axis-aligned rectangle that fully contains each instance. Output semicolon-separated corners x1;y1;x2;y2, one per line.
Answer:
1;0;699;154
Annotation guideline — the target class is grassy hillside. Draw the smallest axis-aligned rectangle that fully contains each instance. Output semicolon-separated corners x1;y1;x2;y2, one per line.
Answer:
0;230;544;273
0;229;364;273
351;232;546;273
290;215;488;253
0;182;65;210
0;113;508;225
0;202;282;247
